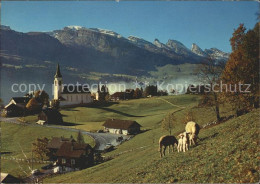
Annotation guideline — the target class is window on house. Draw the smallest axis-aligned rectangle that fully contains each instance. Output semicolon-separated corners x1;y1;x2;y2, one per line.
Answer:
62;158;66;164
71;159;75;165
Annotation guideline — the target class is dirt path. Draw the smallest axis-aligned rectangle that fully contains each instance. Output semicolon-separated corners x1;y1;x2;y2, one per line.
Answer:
158;97;186;109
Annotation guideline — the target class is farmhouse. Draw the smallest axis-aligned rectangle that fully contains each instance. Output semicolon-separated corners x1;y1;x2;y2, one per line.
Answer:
38;108;63;124
103;119;141;135
47;136;75;160
55;141;94;171
53;64;92;106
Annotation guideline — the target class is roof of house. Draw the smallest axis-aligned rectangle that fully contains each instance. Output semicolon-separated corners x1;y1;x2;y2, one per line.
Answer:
1;173;20;183
61;85;90;94
103;119;141;130
47;137;75;149
12;97;30;104
5;97;31;109
56;142;92;158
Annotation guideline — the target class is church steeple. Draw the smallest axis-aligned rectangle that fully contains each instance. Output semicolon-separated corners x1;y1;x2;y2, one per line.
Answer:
54;63;63;100
55;63;62;78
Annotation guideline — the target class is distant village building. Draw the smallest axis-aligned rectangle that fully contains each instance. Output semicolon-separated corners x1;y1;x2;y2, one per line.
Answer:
110;89;134;101
47;137;94;171
110;92;124;101
38;108;63;124
3;97;30;116
53;64;92;106
103;119;141;135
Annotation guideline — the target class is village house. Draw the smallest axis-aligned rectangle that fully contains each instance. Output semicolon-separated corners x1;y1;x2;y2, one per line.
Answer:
103;119;141;135
55;141;94;171
3;97;30;116
53;64;92;107
47;137;94;171
38;108;63;124
47;136;75;160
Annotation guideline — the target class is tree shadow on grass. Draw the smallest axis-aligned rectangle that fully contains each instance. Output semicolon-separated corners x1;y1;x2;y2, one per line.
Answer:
50;121;82;126
97;107;145;118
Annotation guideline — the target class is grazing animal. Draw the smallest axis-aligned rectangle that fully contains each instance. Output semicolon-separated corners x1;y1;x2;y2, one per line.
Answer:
177;134;183;152
182;132;189;152
185;121;200;146
177;132;189;152
158;135;178;158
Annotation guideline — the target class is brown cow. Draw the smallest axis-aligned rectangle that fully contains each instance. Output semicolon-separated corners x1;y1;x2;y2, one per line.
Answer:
158;135;178;158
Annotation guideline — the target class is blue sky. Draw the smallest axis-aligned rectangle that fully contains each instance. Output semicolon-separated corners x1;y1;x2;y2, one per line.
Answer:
1;1;258;52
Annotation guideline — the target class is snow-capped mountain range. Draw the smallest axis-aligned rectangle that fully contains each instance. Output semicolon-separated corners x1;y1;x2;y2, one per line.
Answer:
1;24;230;79
57;25;229;61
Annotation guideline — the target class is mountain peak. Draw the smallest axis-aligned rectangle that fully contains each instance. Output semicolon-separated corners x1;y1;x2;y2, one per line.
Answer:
153;39;169;50
65;25;84;30
191;43;207;57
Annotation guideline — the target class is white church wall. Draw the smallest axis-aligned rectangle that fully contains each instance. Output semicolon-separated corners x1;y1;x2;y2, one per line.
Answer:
60;93;92;106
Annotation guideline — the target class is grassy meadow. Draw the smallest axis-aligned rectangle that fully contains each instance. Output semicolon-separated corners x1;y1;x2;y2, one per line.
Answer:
43;95;259;183
0;122;94;178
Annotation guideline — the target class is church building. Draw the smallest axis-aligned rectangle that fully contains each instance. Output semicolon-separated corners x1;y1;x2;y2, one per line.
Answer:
53;64;92;106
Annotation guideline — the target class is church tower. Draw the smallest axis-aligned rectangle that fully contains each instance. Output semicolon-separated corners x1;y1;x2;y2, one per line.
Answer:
54;63;63;100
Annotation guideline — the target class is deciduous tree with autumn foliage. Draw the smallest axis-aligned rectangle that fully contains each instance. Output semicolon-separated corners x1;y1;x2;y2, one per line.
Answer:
221;23;259;116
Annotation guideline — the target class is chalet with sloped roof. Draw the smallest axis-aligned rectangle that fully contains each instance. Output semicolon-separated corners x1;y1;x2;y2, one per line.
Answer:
55;141;94;170
103;119;141;135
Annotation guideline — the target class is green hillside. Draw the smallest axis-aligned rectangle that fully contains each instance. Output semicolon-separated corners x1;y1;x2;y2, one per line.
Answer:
44;95;259;183
0;122;94;178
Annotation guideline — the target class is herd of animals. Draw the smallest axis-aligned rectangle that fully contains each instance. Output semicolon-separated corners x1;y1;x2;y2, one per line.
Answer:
159;121;200;158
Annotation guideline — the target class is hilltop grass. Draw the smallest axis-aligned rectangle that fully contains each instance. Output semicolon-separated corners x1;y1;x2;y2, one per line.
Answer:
44;108;259;183
0;122;95;178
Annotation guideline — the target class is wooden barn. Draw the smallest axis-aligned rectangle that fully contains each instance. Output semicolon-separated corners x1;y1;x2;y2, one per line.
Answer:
103;119;141;135
38;108;63;124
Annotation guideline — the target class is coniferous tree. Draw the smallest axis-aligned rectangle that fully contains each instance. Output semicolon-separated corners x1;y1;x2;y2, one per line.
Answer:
77;130;85;144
